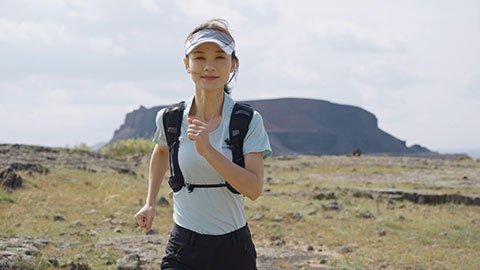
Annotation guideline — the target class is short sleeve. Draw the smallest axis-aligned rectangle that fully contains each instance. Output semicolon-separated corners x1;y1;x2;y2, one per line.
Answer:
152;108;168;146
243;111;272;159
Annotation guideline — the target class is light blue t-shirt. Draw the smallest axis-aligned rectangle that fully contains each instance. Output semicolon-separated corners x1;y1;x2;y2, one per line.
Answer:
152;93;272;235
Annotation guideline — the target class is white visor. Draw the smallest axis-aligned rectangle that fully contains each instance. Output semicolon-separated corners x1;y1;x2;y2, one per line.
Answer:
185;29;235;56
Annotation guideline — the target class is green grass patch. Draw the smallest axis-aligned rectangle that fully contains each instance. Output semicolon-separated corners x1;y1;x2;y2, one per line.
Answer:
0;188;16;204
2;155;480;269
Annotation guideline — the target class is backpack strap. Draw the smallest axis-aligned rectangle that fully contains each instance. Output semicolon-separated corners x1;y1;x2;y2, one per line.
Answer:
162;101;186;192
224;103;254;194
162;101;254;195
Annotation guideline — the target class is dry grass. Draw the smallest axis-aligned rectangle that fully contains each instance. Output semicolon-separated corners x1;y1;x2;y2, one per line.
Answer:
1;155;479;269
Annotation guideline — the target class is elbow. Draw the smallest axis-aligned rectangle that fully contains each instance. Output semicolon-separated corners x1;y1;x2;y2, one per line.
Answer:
248;194;260;201
247;192;261;201
247;183;263;201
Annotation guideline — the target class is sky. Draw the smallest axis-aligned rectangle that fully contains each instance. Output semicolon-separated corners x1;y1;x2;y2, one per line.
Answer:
1;0;479;154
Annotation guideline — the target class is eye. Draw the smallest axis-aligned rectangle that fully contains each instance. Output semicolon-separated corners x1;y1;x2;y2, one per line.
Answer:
194;57;205;60
216;56;225;59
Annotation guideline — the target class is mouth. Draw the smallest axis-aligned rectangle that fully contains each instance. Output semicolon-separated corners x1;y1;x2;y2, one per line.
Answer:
201;76;219;80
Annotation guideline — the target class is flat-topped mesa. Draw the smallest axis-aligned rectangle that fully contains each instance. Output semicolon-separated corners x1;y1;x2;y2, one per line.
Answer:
110;98;432;157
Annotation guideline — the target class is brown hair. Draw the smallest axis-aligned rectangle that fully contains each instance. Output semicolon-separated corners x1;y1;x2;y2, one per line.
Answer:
185;19;239;95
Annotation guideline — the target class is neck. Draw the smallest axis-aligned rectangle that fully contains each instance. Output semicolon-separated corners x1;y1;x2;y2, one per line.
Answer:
190;88;224;121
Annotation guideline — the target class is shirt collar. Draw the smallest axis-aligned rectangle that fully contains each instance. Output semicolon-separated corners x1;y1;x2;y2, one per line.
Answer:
183;92;234;121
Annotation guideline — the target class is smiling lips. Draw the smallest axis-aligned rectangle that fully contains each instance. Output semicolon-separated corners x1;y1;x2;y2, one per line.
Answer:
201;75;219;80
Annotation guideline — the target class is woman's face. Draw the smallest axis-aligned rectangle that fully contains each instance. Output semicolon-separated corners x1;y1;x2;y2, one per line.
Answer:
184;42;236;93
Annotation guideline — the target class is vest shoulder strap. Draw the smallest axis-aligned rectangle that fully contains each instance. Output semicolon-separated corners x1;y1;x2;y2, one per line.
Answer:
161;101;254;195
162;101;185;192
229;102;254;167
225;102;254;194
162;101;185;147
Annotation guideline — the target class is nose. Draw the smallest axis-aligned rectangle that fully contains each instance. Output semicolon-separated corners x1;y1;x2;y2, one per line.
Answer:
203;61;216;72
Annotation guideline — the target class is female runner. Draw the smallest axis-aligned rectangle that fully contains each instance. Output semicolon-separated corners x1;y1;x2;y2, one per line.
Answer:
134;18;271;270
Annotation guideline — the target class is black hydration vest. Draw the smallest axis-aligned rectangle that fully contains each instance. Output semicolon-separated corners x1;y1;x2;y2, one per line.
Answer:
162;101;253;194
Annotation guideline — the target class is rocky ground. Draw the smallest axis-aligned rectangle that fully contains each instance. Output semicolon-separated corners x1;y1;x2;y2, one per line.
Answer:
270;153;480;191
1;144;479;269
1;234;337;270
1;144;340;269
0;144;141;177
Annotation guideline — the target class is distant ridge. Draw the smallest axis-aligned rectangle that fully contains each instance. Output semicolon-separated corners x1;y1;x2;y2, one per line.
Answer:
110;97;431;157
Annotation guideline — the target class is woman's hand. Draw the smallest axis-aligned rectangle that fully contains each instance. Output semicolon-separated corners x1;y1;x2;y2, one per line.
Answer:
187;118;213;157
133;204;156;233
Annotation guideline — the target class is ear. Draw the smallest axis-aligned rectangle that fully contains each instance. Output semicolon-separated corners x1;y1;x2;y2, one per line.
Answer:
230;57;237;73
184;57;191;73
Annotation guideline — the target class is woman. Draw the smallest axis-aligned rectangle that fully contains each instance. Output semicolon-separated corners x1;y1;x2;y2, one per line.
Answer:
134;19;271;270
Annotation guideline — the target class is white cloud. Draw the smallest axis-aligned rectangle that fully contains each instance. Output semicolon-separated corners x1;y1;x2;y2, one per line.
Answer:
0;102;128;147
89;37;112;51
173;0;247;26
0;18;71;46
350;61;429;90
0;75;191;107
88;36;127;56
370;89;480;150
0;75;192;146
91;82;162;106
43;0;102;22
39;87;73;104
0;0;103;22
307;20;406;53
462;70;480;99
140;0;161;13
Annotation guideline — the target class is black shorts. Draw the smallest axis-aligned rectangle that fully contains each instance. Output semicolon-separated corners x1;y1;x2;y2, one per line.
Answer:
160;223;257;270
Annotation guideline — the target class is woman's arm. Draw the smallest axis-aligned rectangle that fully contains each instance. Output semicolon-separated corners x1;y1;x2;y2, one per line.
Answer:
187;118;264;200
205;150;264;200
134;144;169;232
146;144;169;206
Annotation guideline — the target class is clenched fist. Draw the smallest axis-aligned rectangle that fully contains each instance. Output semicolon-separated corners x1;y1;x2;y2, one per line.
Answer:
133;204;156;232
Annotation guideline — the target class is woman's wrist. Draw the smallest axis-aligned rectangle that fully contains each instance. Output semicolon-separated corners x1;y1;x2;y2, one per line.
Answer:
202;144;218;161
146;197;157;207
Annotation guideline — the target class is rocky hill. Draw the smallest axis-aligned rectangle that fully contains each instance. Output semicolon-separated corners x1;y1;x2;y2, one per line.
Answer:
110;97;431;156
